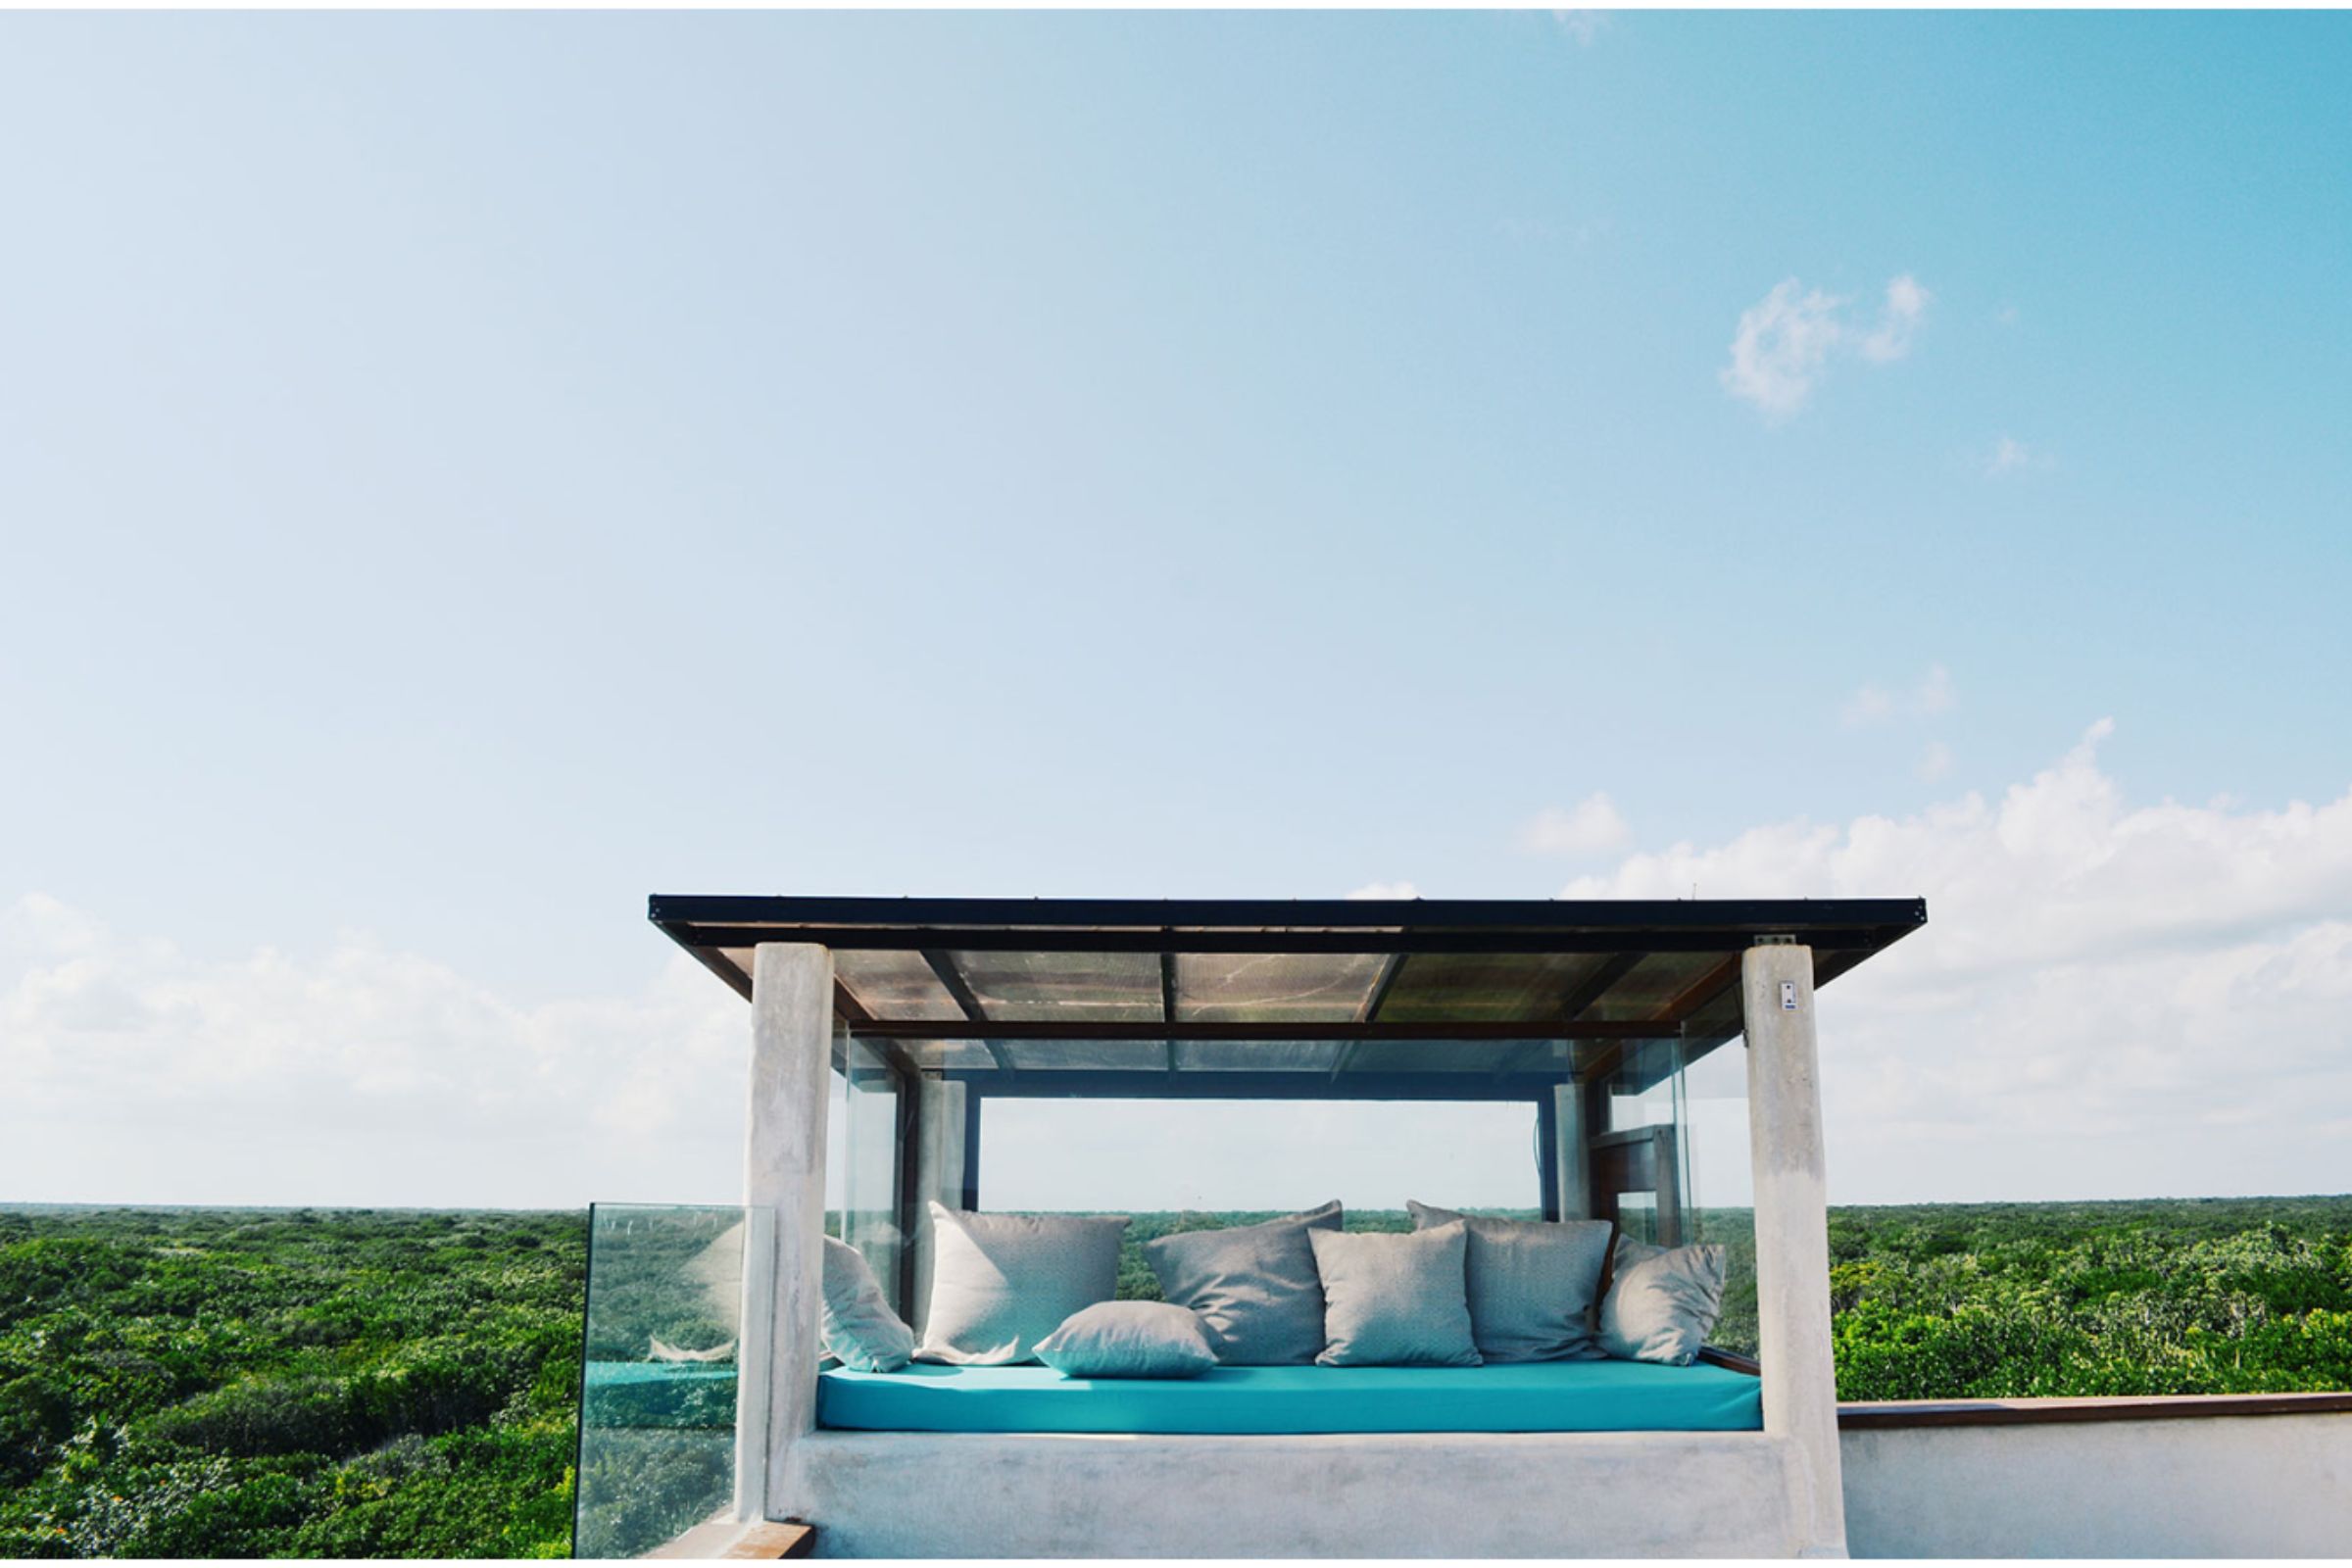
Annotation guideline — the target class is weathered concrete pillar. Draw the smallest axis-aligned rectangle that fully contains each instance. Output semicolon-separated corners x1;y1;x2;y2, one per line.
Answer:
1742;942;1847;1557
906;1076;968;1336
744;943;832;1522
1550;1082;1590;1220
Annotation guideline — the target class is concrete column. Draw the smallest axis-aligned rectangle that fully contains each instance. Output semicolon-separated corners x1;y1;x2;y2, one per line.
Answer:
1549;1083;1590;1220
744;943;833;1522
1742;943;1847;1557
907;1077;968;1337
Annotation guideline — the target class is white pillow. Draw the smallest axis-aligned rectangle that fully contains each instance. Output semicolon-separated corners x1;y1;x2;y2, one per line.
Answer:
1597;1238;1727;1366
1036;1300;1218;1379
1308;1222;1481;1367
820;1236;914;1372
914;1201;1129;1365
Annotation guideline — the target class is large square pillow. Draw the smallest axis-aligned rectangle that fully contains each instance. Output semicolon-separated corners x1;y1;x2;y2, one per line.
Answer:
1407;1200;1613;1362
1597;1236;1727;1366
1142;1200;1342;1365
914;1202;1129;1366
1035;1301;1218;1379
1307;1220;1481;1367
820;1236;915;1372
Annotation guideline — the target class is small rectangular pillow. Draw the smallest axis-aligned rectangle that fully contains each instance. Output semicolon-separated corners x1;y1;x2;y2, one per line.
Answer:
914;1202;1129;1366
1035;1301;1218;1379
1308;1220;1481;1367
1407;1200;1613;1362
1597;1237;1727;1366
1143;1201;1342;1365
820;1236;916;1372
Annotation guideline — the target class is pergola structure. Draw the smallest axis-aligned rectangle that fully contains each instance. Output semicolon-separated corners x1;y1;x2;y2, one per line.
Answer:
652;893;1927;1558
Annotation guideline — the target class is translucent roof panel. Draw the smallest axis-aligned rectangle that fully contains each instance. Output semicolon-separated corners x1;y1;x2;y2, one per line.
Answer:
1372;953;1609;1024
1583;952;1736;1022
1173;953;1389;1023
1172;1039;1346;1073
834;949;969;1021
1002;1039;1169;1071
948;950;1162;1021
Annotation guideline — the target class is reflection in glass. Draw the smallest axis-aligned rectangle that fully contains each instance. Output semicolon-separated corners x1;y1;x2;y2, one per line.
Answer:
573;1203;756;1559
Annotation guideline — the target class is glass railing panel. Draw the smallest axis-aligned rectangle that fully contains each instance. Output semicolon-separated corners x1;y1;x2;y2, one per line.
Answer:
573;1203;764;1559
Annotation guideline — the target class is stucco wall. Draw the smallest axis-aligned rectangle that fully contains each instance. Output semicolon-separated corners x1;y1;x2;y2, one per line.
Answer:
1841;1411;2352;1557
788;1429;1810;1557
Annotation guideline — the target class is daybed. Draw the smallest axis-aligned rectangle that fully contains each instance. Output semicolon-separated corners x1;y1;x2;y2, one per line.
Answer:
608;895;1932;1557
816;1359;1762;1434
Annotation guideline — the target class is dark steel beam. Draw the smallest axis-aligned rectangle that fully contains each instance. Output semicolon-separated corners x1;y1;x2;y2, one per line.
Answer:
664;924;1906;956
1328;955;1408;1083
1560;951;1645;1020
942;1069;1559;1102
650;893;1929;936
920;948;1015;1077
849;1017;1692;1042
1159;953;1179;1075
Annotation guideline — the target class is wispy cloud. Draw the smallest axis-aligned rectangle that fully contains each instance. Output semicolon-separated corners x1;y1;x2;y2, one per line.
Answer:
1519;792;1633;856
1859;273;1931;363
1549;10;1607;46
0;898;746;1206
1916;740;1954;783
1843;663;1955;727
1347;880;1421;901
1983;435;2052;477
1720;273;1931;420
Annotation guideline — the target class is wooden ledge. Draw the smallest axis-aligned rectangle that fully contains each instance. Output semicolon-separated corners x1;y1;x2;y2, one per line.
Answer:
1838;1391;2352;1429
643;1519;815;1559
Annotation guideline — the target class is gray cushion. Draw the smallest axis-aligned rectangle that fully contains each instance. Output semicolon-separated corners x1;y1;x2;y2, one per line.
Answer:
914;1202;1129;1366
1597;1238;1727;1366
820;1236;915;1373
1142;1200;1342;1365
1035;1301;1218;1379
1407;1200;1613;1363
1307;1221;1481;1367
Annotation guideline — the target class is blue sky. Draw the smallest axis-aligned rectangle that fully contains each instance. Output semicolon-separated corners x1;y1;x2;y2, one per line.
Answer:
3;12;2349;1210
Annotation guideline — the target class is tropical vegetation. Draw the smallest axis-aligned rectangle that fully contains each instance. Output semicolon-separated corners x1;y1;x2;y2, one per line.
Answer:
4;1196;2349;1556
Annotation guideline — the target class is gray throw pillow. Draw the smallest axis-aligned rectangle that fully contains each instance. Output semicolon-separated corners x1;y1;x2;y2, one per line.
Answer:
1143;1200;1342;1365
820;1236;915;1373
1308;1221;1481;1367
914;1201;1129;1366
1407;1200;1613;1362
1035;1300;1218;1379
1597;1237;1727;1366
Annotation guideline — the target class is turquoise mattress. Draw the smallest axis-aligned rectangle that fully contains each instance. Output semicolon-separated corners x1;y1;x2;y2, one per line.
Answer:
816;1359;1761;1435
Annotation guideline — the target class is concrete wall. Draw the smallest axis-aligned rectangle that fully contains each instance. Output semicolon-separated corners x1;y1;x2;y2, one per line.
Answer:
790;1429;1812;1558
1841;1411;2352;1557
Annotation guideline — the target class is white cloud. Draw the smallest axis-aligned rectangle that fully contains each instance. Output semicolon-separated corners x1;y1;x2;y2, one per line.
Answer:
15;723;2350;1211
0;896;746;1207
1347;880;1421;901
1721;273;1930;420
1549;10;1606;46
1859;273;1931;363
1843;662;1955;726
1558;721;2352;1200
1520;792;1633;856
1719;279;1847;420
1916;741;1954;783
1983;435;2051;477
